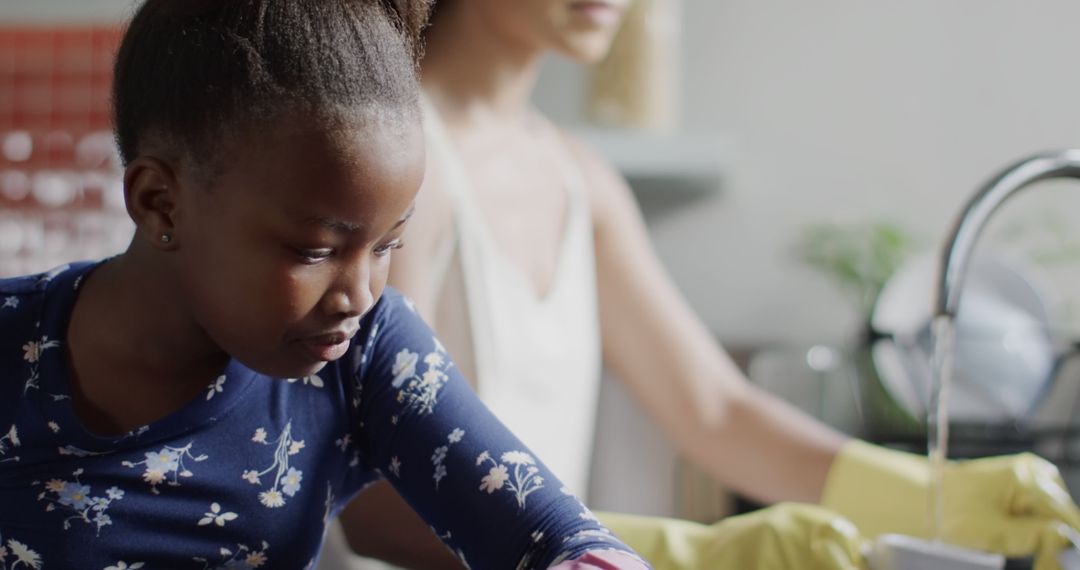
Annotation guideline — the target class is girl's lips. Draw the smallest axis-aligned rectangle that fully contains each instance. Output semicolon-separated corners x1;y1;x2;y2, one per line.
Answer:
298;331;355;362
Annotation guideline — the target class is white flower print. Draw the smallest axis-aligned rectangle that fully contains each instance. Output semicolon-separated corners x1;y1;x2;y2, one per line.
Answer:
193;541;269;569
121;442;207;494
389;456;401;477
198;503;239;527
36;469;123;535
21;336;60;394
244;421;304;508
21;336;59;364
286;375;325;388
0;426;19;463
35;264;69;284
281;468;303;496
350;371;363;409
432;446;447;465
394;338;453;415
1;296;17;309
58;445;109;457
423;351;444;368
2;537;42;570
480;465;509;494
104;562;145;570
205;375;226;400
475;450;544;509
501;451;534;466
245;552;268;568
431;428;465;490
259;490;285;508
390;349;418;388
47;421;60;434
337;436;360;469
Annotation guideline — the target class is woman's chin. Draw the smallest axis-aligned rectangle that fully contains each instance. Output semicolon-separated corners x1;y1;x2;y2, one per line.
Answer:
554;32;618;64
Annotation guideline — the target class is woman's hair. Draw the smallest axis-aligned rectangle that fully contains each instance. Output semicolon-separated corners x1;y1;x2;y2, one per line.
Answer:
112;0;431;169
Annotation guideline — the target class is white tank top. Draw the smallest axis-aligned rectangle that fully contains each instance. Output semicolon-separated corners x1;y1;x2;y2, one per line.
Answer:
421;99;603;498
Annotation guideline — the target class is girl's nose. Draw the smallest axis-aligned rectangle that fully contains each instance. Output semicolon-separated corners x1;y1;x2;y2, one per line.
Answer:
323;261;374;319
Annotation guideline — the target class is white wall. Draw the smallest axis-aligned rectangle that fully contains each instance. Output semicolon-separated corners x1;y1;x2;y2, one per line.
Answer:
536;0;1080;346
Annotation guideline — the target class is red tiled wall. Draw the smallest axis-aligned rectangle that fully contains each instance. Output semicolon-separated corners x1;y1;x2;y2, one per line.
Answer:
0;26;131;277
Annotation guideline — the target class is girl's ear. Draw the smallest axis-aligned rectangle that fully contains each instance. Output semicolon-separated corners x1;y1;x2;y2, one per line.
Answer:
124;156;183;251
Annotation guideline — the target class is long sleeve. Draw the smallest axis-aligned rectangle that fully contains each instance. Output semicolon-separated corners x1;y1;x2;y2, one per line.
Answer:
350;289;646;570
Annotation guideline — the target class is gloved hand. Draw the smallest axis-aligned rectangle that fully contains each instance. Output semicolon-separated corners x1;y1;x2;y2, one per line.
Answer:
821;439;1080;570
598;503;867;570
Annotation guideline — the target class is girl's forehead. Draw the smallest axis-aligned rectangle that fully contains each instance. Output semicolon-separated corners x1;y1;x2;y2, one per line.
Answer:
206;114;424;218
240;109;421;161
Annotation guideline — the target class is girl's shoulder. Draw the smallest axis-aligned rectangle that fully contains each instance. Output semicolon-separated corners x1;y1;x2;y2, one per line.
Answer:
0;262;95;297
0;265;72;322
0;267;64;297
0;263;96;333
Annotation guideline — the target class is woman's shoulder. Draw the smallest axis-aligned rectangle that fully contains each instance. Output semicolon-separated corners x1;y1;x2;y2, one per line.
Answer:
552;127;636;226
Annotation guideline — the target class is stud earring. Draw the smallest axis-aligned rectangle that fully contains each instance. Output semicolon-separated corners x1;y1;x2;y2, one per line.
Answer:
160;234;172;243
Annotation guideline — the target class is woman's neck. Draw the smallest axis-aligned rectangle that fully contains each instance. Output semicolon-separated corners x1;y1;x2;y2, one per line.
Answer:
421;6;544;129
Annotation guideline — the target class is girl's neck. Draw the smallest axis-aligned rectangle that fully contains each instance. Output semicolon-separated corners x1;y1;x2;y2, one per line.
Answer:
76;248;229;383
421;6;544;130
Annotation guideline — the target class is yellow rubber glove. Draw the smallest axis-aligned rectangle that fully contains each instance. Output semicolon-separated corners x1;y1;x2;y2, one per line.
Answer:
822;439;1080;570
598;503;867;570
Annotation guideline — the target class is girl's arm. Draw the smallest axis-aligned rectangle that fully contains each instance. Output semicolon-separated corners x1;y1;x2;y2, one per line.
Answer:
350;289;647;569
564;132;848;504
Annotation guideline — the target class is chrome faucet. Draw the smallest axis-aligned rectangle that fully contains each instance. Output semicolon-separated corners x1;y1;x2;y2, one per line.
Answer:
928;149;1080;549
936;149;1080;317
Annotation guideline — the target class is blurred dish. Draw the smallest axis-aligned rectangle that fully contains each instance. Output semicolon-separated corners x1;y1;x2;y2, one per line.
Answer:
869;252;1057;423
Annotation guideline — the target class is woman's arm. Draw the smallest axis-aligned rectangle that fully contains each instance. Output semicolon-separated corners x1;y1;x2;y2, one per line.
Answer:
564;133;848;504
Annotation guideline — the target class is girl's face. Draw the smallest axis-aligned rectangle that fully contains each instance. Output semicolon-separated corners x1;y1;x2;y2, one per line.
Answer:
170;115;425;379
470;0;629;63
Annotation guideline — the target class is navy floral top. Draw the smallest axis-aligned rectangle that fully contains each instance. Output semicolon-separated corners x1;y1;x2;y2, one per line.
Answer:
0;262;640;569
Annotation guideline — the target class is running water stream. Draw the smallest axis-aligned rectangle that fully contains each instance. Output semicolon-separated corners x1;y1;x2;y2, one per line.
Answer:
927;314;956;542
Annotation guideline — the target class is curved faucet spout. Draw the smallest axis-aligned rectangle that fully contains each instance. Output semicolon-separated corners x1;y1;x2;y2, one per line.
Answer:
937;149;1080;318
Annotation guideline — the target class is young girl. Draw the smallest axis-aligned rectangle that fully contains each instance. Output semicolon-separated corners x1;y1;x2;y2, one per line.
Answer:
0;1;650;568
323;0;1080;568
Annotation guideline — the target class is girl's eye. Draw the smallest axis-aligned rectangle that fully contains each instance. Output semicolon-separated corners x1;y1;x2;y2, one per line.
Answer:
294;248;334;264
374;239;404;257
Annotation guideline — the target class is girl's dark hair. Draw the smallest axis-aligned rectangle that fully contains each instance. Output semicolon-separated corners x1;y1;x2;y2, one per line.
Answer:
112;0;431;168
